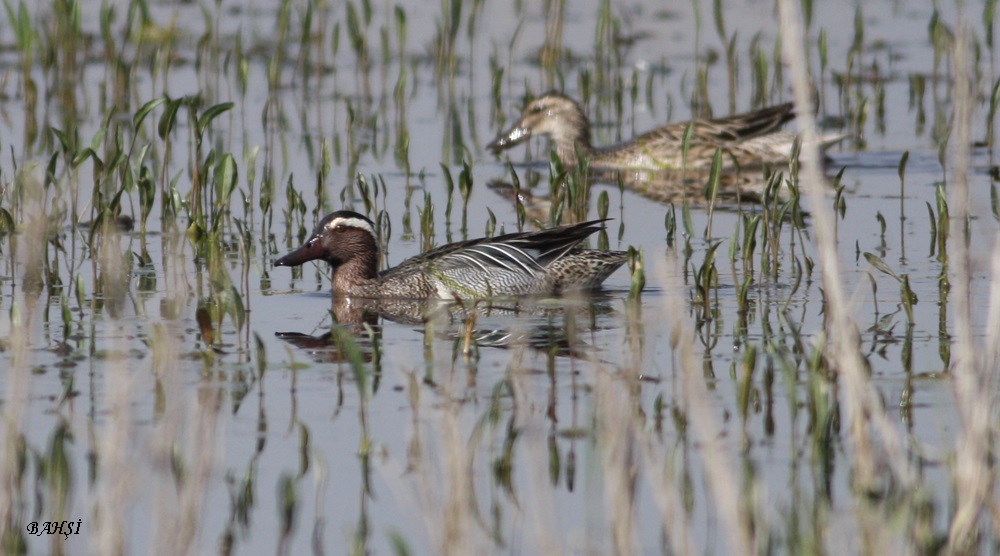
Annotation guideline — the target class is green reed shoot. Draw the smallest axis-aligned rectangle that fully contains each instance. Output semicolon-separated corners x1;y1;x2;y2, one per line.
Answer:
750;33;768;106
211;154;238;231
988;79;1000;152
935;184;949;261
694;241;723;322
741;213;760;274
393;68;411;177
137;165;155;232
986;0;998;56
458;160;473;235
440;163;455;225
728;222;739;264
898;150;909;223
680;199;694;239
627;246;644;299
6;0;36;72
484;208;496;238
664;203;677;247
737;343;756;422
928;10;955;78
736;273;753;332
597;190;610;221
703;149;723;238
277;473;298;554
991;185;999;222
680;121;695;172
433;0;463;80
864;252;918;323
346;0;372;97
355;174;376;219
909;74;927;134
419;192;435;251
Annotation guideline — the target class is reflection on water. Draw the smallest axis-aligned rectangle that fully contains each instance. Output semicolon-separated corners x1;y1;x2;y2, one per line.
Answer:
276;294;619;364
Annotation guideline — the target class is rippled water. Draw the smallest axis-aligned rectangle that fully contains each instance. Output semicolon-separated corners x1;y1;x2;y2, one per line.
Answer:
0;0;997;554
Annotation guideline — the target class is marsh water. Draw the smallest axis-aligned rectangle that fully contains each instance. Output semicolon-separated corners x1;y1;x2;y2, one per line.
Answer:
1;0;999;554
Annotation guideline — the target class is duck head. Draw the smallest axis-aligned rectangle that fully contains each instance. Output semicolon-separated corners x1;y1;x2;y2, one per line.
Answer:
275;210;378;279
488;92;592;155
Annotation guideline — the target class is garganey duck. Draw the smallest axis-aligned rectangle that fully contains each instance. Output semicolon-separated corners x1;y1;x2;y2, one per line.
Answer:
276;210;627;299
489;91;843;172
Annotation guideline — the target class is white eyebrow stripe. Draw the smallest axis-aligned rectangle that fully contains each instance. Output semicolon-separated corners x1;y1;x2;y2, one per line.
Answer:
326;216;375;235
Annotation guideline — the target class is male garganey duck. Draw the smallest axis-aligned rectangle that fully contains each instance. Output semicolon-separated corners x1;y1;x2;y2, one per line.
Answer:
276;210;627;299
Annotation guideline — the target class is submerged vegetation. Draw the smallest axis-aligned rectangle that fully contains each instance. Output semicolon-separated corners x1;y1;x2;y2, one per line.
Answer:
0;0;998;554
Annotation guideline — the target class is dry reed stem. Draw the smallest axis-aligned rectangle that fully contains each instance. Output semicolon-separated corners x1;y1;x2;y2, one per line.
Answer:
632;356;697;555
776;0;913;488
150;318;221;556
92;360;134;552
91;350;135;556
382;319;485;556
663;264;756;556
0;305;29;549
984;237;1000;538
504;342;565;555
150;321;183;555
437;337;478;555
634;431;696;556
944;25;996;554
90;222;136;556
0;168;46;548
592;370;638;555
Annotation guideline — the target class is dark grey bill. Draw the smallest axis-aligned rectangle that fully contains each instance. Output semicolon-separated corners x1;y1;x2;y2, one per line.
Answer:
488;125;532;154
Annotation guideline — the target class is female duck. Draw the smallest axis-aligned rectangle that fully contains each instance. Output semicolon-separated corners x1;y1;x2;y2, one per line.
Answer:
276;211;627;299
489;91;842;172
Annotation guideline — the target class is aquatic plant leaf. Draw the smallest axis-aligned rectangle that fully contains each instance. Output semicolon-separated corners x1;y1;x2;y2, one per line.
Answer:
158;97;185;140
0;208;14;234
138;166;155;229
459;159;473;202
703;148;723;203
197;102;234;138
991;185;999;222
628;246;645;298
224;285;246;333
332;326;369;396
597;190;609;220
863;252;899;281
133;97;166;129
50;127;74;155
214;153;238;207
680;121;695;169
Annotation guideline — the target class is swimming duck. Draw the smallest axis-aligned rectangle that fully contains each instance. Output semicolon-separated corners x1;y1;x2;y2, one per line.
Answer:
275;210;627;299
489;91;842;172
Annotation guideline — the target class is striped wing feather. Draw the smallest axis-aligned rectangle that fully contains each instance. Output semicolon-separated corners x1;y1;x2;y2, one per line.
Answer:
385;219;607;278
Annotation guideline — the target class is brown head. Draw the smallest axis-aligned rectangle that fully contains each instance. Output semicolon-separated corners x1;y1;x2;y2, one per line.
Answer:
488;92;593;163
275;210;379;282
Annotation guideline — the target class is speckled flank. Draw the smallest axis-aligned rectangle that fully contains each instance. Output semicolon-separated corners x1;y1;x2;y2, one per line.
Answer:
276;210;628;299
489;91;845;172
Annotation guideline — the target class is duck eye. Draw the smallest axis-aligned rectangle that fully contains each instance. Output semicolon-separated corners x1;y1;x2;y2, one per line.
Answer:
529;104;545;114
